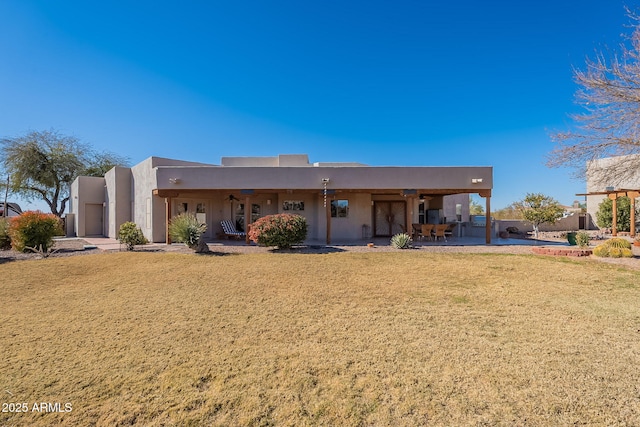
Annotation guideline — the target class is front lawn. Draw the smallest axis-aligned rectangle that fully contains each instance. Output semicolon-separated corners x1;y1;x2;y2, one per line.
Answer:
1;252;639;425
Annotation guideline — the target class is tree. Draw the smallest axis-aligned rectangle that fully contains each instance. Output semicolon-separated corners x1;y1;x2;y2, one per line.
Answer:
0;130;128;217
469;195;484;215
595;197;639;232
549;9;640;184
515;193;564;239
492;203;523;220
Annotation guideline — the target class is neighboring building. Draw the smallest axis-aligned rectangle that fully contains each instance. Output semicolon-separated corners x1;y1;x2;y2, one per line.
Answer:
70;154;494;243
585;155;640;228
0;202;22;217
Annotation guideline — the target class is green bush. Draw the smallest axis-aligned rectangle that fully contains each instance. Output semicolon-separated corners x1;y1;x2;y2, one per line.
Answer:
248;214;307;249
593;237;633;258
576;231;590;248
0;218;11;250
168;213;207;249
9;211;62;252
390;233;412;249
118;222;148;251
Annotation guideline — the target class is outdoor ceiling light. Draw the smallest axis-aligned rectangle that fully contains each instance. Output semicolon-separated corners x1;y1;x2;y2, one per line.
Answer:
471;178;483;184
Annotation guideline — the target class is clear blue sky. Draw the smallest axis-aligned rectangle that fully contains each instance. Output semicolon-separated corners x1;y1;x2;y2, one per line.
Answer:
0;0;633;211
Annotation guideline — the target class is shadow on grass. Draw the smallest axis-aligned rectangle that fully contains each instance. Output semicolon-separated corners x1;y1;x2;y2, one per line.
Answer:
268;245;346;254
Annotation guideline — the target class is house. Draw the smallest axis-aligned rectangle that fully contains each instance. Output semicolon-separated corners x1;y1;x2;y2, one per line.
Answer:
584;154;640;234
69;154;494;243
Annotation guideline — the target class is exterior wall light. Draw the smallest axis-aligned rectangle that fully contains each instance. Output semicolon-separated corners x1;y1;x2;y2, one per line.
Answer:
471;178;483;184
169;178;181;184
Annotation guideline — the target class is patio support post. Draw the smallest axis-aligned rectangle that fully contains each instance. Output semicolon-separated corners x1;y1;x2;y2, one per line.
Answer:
326;198;331;245
630;192;639;237
610;194;618;236
245;195;251;245
406;197;413;236
165;197;172;245
480;190;492;245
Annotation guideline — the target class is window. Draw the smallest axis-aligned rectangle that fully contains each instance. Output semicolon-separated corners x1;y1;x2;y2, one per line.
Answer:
331;200;349;218
282;200;305;211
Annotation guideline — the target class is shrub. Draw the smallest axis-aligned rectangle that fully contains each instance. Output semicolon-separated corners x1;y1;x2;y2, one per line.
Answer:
606;237;632;249
168;213;207;249
118;222;148;251
391;233;412;249
0;218;11;250
576;231;590;248
249;214;307;249
9;211;62;252
593;237;633;258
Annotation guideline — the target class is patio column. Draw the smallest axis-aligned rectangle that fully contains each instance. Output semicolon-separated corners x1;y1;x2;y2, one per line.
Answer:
326;198;332;245
165;196;172;245
610;194;618;236
245;195;251;245
480;190;491;245
406;196;414;236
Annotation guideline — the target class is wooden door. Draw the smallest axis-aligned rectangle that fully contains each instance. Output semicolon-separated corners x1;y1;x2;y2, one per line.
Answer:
374;201;406;236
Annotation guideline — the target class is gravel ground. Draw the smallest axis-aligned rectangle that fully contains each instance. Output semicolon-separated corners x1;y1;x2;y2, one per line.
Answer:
2;236;639;270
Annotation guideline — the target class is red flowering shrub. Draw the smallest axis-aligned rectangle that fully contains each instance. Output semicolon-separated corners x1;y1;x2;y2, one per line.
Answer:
9;211;62;252
248;213;307;249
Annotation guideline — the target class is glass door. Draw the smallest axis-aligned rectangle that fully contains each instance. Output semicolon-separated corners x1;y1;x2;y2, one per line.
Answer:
235;203;261;232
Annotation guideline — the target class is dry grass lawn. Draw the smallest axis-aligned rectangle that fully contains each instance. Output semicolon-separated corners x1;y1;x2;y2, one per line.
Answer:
1;251;640;426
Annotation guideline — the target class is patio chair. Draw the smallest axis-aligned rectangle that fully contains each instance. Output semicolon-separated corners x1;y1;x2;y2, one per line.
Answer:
220;220;246;240
411;223;422;240
420;224;435;241
444;223;457;239
432;224;449;242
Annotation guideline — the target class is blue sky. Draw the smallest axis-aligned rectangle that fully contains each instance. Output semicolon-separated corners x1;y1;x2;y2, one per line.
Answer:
0;0;633;211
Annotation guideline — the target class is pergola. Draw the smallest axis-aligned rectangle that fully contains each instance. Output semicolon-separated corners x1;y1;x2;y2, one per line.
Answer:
577;189;640;237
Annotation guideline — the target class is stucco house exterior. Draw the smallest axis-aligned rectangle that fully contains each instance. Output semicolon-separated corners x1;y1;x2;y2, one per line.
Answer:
69;154;494;244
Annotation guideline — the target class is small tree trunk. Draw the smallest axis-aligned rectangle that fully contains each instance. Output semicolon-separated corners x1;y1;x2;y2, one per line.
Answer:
533;224;539;239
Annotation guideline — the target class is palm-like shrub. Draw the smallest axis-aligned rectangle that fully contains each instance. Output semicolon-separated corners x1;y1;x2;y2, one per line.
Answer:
249;214;307;249
390;233;412;249
118;222;148;251
9;211;62;252
169;213;207;249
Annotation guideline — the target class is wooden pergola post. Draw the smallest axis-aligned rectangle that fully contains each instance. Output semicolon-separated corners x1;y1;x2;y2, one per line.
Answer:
630;191;639;238
609;194;618;236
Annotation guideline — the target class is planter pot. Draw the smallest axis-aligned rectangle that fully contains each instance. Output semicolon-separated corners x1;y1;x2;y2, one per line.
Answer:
634;241;640;247
567;232;577;246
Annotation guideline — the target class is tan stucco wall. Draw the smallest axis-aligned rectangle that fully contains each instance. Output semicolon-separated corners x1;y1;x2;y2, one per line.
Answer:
154;165;493;192
70;176;106;237
105;167;132;238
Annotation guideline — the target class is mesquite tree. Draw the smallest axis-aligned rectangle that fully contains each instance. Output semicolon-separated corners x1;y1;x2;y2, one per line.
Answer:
0;129;128;217
549;9;640;185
